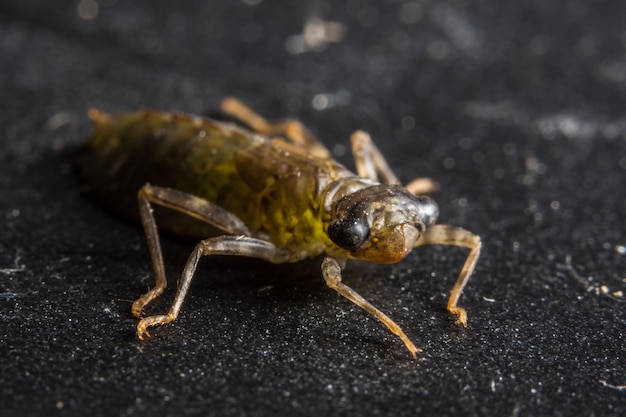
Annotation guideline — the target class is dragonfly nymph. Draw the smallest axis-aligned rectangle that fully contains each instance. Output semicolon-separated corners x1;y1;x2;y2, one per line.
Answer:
80;98;481;358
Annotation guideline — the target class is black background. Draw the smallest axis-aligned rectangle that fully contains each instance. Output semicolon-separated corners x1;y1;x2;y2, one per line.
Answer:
1;1;625;416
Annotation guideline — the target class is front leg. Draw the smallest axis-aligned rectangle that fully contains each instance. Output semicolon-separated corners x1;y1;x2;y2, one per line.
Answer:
321;257;421;358
414;224;482;327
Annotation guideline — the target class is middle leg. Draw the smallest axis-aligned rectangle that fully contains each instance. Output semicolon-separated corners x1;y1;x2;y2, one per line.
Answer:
349;130;438;193
220;97;331;159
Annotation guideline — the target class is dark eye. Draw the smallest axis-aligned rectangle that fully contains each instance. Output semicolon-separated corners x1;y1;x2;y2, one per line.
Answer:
327;215;369;251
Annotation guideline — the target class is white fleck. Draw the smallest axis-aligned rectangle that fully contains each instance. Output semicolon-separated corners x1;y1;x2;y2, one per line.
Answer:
399;2;423;25
427;40;449;60
598;60;626;84
493;167;505;179
530;35;552;55
600;380;626;391
332;144;346;157
46;112;73;131
472;151;485;164
312;94;330;110
443;157;455;169
311;90;351;111
464;100;521;122
536;113;599;141
401;115;416;130
77;0;99;20
432;4;482;53
286;17;346;54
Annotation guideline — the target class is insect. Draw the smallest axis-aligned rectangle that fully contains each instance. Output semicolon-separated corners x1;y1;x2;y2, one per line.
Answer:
80;97;481;357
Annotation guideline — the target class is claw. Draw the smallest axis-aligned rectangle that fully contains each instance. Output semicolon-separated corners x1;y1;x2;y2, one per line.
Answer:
131;299;145;319
137;320;151;340
449;306;467;328
408;344;423;359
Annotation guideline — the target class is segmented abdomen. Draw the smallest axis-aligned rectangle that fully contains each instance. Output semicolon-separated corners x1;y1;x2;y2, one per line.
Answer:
80;110;264;233
80;109;348;257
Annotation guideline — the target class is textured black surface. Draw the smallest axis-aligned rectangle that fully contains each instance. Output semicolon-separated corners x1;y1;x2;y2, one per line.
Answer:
1;1;625;416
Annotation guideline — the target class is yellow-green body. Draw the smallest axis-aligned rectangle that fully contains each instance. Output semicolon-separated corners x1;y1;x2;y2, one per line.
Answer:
80;110;353;260
80;99;481;357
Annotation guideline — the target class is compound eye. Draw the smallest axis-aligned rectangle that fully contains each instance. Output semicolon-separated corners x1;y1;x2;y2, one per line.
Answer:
327;216;369;251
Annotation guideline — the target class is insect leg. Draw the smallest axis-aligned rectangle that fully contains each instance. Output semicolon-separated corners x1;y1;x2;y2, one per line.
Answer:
321;257;422;358
132;184;252;319
350;130;399;184
137;236;290;340
350;130;438;193
220;97;331;158
414;224;481;327
404;177;440;195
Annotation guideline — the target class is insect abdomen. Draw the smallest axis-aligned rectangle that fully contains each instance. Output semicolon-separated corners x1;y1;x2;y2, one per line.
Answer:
80;109;336;257
80;110;264;233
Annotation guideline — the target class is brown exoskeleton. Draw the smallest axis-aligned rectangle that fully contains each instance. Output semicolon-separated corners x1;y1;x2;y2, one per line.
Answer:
80;97;482;357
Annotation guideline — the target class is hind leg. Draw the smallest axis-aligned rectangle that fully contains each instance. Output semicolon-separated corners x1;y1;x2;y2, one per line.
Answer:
220;97;331;158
